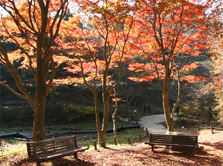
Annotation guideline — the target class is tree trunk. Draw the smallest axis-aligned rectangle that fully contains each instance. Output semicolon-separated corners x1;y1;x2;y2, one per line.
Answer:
32;70;47;141
98;99;110;147
163;91;174;132
32;96;46;141
112;105;120;144
98;130;106;147
125;84;129;114
32;38;48;141
111;88;120;144
92;90;105;147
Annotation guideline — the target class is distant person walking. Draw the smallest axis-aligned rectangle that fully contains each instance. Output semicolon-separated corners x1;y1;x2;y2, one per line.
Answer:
144;105;151;114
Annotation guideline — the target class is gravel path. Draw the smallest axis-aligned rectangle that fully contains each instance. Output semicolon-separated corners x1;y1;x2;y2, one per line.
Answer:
138;114;167;133
138;113;199;136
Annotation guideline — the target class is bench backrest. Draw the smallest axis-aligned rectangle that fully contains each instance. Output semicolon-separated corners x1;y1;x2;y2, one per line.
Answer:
150;134;198;145
27;136;78;157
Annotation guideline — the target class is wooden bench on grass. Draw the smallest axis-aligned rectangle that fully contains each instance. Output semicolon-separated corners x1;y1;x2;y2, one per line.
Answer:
145;133;198;153
27;135;89;166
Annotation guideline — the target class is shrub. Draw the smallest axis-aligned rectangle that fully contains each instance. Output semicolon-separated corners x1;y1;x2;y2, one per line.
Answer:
174;118;189;128
16;109;33;120
180;106;191;118
45;103;103;124
0;106;33;126
76;106;95;117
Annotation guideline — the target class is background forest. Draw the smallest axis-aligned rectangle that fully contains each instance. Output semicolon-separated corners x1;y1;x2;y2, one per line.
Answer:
0;53;218;126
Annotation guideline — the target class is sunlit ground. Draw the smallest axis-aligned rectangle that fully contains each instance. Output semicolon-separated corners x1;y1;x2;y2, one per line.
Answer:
0;129;222;166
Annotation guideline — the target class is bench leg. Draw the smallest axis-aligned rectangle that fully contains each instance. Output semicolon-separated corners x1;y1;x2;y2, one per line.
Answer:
74;152;83;161
151;145;154;152
37;161;40;166
74;152;77;159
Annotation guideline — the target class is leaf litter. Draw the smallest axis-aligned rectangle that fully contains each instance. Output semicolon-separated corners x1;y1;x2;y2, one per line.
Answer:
0;130;222;166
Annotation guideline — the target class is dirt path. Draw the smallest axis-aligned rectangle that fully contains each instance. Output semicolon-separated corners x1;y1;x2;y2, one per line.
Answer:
138;114;167;133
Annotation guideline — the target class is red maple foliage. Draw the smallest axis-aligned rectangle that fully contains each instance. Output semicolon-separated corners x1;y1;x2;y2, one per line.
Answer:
126;0;211;131
54;0;136;147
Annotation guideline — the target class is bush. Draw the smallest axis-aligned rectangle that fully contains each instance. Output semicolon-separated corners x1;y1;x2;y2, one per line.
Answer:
179;105;219;126
0;106;33;126
16;109;33;120
174;118;189;128
45;103;104;125
76;106;95;117
45;102;69;123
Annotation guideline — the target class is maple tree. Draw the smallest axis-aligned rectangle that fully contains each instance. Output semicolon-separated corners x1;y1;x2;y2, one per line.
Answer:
0;0;68;141
55;0;135;147
127;0;211;131
207;9;223;123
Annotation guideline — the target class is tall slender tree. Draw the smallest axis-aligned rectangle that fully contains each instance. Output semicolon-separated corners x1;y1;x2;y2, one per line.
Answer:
0;0;68;141
55;0;136;147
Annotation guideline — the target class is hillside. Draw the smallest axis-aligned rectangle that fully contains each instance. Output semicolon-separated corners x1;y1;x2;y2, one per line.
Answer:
0;54;213;126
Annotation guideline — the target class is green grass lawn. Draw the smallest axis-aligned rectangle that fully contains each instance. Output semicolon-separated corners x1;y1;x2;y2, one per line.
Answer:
0;127;146;160
0;117;146;162
0;120;145;149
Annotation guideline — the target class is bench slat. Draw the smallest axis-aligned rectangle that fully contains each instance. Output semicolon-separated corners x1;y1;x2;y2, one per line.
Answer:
145;133;198;153
146;142;197;148
27;136;78;156
27;135;88;164
30;147;88;161
29;142;76;152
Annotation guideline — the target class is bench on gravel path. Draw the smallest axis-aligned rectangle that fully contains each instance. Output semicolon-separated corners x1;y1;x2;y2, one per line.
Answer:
27;135;88;166
145;133;198;153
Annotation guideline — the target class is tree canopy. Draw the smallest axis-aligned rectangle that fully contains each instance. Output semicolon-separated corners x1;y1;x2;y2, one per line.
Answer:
0;0;68;141
126;0;212;131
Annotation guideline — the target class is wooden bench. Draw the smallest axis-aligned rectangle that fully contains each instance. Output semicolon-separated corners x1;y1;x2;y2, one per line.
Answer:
26;135;89;166
145;133;198;153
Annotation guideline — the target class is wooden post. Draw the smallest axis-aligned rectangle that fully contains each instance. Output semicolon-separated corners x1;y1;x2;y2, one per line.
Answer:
146;128;149;137
197;124;199;131
93;140;97;150
139;135;142;142
128;138;131;144
211;125;213;134
113;137;117;145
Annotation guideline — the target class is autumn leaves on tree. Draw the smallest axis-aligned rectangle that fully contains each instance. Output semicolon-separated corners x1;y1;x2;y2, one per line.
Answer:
0;0;68;141
206;7;223;122
0;0;220;145
56;0;136;147
127;0;209;131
